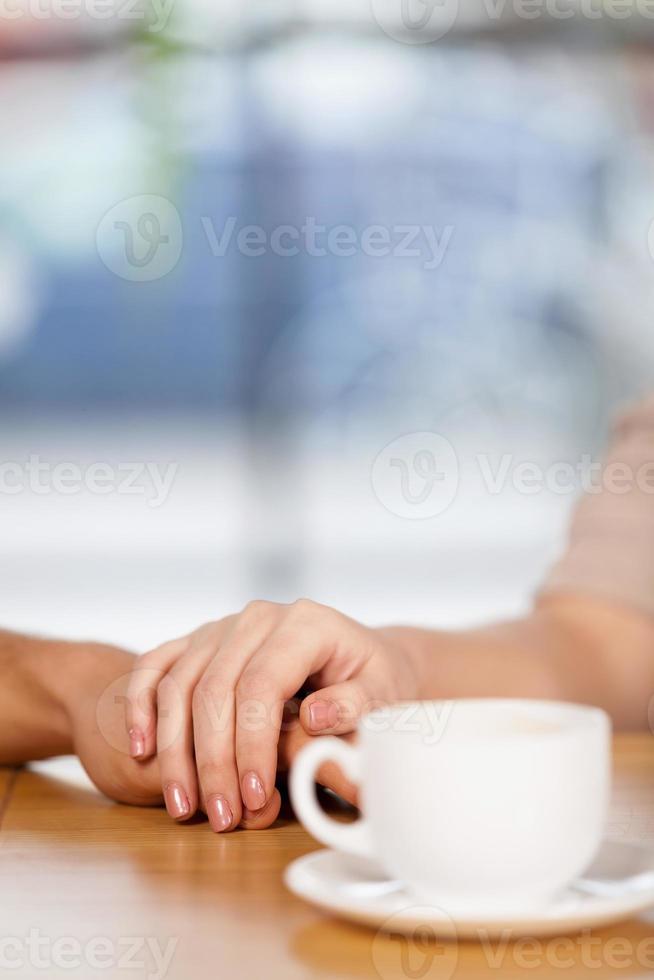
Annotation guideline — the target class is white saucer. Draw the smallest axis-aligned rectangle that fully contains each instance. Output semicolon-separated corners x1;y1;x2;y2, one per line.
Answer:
284;840;654;939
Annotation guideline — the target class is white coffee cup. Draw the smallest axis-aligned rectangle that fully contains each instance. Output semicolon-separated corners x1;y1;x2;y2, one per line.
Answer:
290;699;611;911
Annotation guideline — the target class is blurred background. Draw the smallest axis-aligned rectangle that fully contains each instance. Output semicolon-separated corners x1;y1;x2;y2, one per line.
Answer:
1;1;654;651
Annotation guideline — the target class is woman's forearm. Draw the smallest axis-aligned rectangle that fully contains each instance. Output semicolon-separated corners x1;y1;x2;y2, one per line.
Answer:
382;594;654;730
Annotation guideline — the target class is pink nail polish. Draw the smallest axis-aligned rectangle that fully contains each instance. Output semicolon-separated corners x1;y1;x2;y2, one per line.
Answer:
128;727;145;759
163;782;190;820
207;794;233;832
308;700;338;731
242;771;266;811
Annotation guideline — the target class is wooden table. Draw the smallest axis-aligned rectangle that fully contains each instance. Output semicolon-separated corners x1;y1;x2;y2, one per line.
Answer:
1;736;653;980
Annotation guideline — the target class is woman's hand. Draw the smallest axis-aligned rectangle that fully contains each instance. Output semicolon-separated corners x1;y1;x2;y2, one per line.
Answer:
125;599;421;830
0;629;354;830
65;643;285;829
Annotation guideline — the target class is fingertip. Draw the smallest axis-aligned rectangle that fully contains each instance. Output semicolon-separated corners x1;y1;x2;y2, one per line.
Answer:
163;781;193;821
239;789;282;830
128;726;146;759
301;696;339;733
128;726;158;761
206;794;236;833
241;770;267;811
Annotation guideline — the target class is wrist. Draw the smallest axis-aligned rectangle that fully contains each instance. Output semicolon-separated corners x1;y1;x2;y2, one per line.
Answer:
0;630;134;764
377;616;574;704
55;641;136;738
0;631;75;762
376;625;434;701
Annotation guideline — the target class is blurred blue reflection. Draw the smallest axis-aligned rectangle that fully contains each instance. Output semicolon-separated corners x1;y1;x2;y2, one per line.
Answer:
0;28;648;428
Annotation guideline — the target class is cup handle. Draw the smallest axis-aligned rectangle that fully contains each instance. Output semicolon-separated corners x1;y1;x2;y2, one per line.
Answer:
289;737;373;858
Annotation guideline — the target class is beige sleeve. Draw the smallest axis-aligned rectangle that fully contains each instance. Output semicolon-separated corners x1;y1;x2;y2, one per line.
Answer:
540;394;654;619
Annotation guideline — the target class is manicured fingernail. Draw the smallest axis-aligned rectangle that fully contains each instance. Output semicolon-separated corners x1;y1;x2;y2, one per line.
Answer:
207;794;233;832
128;727;145;758
163;782;190;820
308;700;339;731
242;771;266;811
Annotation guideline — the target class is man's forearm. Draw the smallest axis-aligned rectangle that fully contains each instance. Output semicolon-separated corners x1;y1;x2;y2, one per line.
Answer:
0;630;131;766
0;630;77;764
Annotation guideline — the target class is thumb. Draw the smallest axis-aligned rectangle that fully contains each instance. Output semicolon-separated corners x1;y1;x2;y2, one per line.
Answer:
300;679;381;736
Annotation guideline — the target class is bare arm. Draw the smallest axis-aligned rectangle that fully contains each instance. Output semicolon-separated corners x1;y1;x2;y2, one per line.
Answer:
383;592;654;731
0;629;76;765
0;630;164;803
394;392;654;729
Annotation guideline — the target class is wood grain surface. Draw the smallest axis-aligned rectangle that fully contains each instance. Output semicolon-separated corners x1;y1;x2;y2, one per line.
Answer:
0;737;652;980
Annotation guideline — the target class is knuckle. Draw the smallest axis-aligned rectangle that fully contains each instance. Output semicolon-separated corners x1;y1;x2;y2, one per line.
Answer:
192;620;223;644
133;644;181;687
142;637;185;665
290;597;316;616
288;597;335;627
192;674;230;720
194;672;225;700
241;599;274;622
236;668;272;702
136;648;162;669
